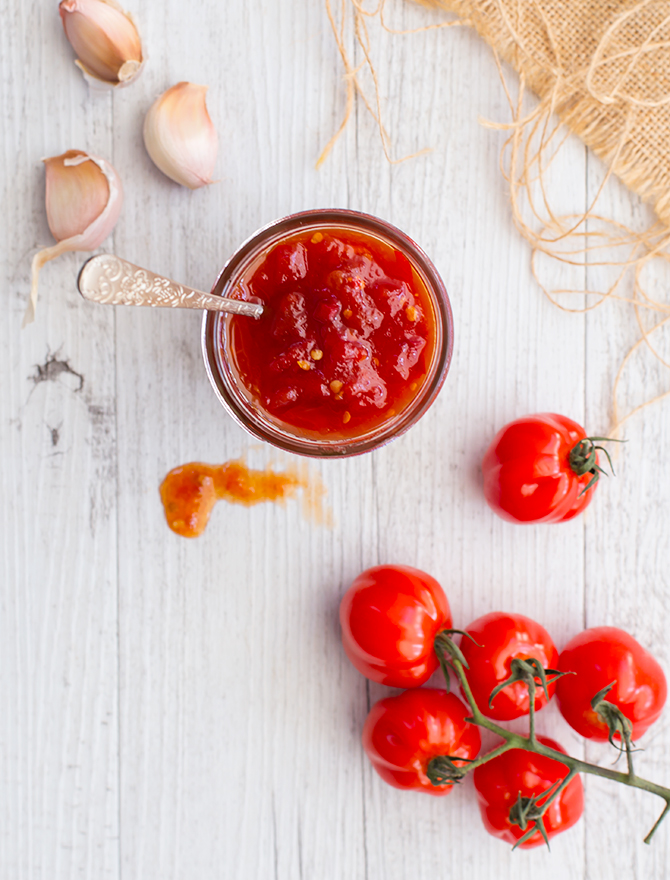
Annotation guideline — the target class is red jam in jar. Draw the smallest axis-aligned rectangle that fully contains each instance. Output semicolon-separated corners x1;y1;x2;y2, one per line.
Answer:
226;228;436;437
203;210;453;457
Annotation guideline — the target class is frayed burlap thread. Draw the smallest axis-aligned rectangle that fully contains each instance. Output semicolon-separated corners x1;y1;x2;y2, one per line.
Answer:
325;0;670;432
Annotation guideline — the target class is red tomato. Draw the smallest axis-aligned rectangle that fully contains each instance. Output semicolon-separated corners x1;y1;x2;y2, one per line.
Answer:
340;565;451;687
556;627;667;741
473;736;584;848
363;688;481;795
460;612;559;720
482;413;603;523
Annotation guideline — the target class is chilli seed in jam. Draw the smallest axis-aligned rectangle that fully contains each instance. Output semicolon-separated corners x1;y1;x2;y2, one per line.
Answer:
224;228;436;436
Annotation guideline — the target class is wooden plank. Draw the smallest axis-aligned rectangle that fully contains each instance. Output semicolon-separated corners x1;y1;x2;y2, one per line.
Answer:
583;153;670;873
112;2;364;878
342;4;589;877
0;3;119;878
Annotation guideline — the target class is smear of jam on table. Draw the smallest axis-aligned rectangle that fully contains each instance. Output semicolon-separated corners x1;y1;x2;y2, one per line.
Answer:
160;459;329;538
226;228;436;436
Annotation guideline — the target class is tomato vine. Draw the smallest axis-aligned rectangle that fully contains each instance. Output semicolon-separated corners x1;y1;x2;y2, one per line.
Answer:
432;633;670;848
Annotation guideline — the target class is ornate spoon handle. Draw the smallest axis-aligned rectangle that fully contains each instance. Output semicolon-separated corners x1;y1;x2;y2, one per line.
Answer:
77;254;263;318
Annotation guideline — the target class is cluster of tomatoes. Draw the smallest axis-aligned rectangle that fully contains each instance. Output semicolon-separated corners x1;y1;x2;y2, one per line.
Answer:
339;564;668;849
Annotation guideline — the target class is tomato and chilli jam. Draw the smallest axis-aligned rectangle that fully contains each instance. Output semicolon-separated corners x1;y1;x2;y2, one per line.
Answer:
223;228;437;436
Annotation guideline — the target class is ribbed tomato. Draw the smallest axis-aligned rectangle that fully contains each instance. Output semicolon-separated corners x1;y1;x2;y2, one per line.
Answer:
363;688;481;795
340;565;451;687
460;612;559;720
556;627;667;741
474;736;584;848
482;413;607;524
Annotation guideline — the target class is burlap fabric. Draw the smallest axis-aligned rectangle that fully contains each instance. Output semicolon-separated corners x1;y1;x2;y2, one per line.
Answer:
429;0;670;224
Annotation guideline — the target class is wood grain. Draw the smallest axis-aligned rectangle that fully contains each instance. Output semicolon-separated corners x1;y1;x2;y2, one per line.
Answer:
0;3;119;879
1;1;669;878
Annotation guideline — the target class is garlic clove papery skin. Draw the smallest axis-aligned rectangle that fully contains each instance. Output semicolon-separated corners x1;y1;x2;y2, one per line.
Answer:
143;82;219;190
59;0;143;88
45;151;113;242
44;151;123;248
25;150;123;326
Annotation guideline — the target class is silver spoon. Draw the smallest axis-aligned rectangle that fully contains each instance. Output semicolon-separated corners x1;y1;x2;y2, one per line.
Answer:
77;253;263;318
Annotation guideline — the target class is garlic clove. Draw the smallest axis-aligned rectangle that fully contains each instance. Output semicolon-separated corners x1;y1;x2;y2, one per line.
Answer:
45;151;111;242
143;82;218;190
59;0;143;88
26;150;123;326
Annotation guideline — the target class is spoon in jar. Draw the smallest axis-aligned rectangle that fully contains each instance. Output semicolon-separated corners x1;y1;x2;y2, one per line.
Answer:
77;253;263;318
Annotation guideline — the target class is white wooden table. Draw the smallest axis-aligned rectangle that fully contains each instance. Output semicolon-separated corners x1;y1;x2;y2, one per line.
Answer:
2;2;670;878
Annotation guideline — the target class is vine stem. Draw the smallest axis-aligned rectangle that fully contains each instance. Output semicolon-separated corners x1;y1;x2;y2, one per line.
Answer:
547;768;578;804
527;675;537;746
624;732;636;782
645;801;670;844
440;641;670;844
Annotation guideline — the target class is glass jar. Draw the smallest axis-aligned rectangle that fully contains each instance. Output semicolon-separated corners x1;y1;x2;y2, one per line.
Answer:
202;209;453;457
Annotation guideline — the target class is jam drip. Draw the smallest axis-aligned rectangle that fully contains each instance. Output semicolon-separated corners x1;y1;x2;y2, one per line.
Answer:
160;460;302;538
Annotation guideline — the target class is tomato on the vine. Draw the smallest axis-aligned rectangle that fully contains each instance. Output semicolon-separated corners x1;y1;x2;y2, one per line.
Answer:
482;413;611;524
363;688;481;795
340;565;451;687
556;627;667;741
459;612;559;720
473;736;584;848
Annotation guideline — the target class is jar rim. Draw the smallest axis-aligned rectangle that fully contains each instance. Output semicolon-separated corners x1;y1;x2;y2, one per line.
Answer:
202;209;454;458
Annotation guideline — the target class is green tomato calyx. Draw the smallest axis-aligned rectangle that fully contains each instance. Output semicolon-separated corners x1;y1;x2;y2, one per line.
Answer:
569;436;624;494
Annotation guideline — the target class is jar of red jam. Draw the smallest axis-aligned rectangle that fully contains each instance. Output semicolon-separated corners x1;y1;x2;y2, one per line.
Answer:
202;209;453;457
